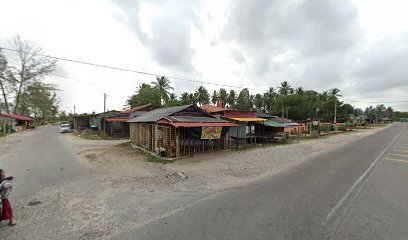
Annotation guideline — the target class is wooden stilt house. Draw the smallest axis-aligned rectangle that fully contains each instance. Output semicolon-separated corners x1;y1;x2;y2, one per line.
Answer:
128;104;239;158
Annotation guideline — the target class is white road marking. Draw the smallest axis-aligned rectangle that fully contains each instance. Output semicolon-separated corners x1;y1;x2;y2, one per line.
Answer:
322;133;401;225
384;158;408;164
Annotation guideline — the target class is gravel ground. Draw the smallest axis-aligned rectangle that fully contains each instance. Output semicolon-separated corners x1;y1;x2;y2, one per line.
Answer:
0;126;390;240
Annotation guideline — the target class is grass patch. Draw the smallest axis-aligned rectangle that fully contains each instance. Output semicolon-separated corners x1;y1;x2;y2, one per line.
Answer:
147;154;174;164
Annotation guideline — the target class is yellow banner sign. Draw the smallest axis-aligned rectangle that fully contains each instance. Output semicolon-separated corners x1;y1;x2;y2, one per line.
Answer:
201;126;222;139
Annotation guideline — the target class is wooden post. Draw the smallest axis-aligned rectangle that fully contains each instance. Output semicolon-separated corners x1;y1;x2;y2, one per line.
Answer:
176;128;180;157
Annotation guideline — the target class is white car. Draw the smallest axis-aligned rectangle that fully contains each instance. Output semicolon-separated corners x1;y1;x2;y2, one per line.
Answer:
59;124;72;133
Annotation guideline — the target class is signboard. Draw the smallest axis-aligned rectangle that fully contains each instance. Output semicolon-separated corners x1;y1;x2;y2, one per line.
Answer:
312;121;319;126
201;126;222;139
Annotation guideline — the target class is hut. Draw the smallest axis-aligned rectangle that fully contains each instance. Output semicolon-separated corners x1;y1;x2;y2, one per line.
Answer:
0;113;33;131
128;104;238;158
221;110;266;145
104;104;154;138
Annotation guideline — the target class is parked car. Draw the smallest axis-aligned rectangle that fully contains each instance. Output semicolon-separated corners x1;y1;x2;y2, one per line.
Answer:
59;124;72;133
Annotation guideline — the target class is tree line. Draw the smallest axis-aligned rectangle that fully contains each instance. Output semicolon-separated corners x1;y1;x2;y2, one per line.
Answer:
126;76;402;122
0;36;58;121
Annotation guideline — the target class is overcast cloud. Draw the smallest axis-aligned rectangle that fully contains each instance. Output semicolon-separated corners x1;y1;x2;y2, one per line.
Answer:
0;0;407;112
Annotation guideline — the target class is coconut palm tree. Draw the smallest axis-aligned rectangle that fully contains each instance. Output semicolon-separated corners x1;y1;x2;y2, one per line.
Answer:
227;89;236;109
329;88;342;124
151;76;174;105
180;92;189;104
211;90;217;105
263;87;276;113
195;85;210;106
278;81;292;118
295;87;305;95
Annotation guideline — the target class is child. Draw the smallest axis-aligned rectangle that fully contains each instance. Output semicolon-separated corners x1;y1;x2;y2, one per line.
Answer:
0;169;16;226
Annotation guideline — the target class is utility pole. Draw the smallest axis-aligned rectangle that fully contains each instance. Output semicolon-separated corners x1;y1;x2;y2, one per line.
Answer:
73;105;76;115
103;93;106;131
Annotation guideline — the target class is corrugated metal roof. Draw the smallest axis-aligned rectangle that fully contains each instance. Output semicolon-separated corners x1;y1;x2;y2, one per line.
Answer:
262;121;285;127
121;103;152;114
0;114;33;121
168;116;227;123
169;122;239;128
256;112;274;118
128;104;215;123
201;104;226;113
225;117;266;122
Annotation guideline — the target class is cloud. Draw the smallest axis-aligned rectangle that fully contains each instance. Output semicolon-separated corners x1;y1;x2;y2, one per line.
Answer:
222;0;361;90
113;0;201;74
350;32;408;94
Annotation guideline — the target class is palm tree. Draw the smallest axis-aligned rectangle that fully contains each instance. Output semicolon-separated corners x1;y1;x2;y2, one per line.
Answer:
169;93;177;100
151;76;174;105
278;81;292;118
180;92;189;104
219;88;228;107
263;87;275;113
295;87;305;95
227;89;236;109
195;85;210;106
211;90;217;105
329;88;342;124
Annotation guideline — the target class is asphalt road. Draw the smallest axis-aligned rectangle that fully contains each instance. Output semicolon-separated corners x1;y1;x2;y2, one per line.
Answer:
0;125;88;202
111;123;408;240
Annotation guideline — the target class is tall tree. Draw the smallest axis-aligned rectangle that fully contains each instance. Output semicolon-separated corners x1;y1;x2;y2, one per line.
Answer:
195;85;210;106
295;87;305;95
180;92;190;105
0;48;10;113
254;93;264;112
236;88;251;110
328;88;342;124
126;83;161;108
227;89;236;109
151;76;174;105
263;87;275;113
219;88;228;107
8;35;57;114
211;90;217;105
19;81;59;120
278;81;292;118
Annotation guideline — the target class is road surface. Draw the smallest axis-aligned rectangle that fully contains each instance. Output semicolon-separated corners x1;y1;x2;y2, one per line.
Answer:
0;126;89;202
111;123;408;240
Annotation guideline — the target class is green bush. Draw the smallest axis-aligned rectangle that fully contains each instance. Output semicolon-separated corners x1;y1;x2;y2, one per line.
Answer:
338;125;347;131
361;122;367;126
320;124;332;132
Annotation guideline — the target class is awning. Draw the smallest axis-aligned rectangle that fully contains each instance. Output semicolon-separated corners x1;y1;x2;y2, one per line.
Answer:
168;122;239;128
0;113;33;121
225;117;266;122
106;118;129;122
262;121;285;127
284;123;300;127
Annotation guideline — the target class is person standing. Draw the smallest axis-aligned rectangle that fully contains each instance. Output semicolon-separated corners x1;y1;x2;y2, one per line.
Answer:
0;169;16;226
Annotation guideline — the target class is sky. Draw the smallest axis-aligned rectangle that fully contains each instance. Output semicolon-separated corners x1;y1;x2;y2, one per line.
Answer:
0;0;407;113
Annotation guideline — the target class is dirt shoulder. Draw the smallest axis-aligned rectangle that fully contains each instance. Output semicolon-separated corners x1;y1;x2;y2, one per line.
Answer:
1;124;391;240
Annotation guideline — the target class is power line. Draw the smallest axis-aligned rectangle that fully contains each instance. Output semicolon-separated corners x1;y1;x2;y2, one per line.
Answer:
3;46;407;106
0;46;267;91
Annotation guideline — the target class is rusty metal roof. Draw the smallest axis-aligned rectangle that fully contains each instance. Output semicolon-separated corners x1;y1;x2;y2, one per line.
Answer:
168;122;239;128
